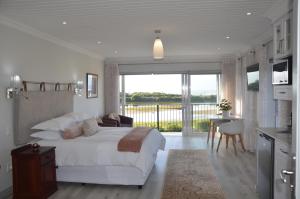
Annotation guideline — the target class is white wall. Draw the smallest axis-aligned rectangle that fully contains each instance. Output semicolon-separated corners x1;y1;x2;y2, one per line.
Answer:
238;42;276;151
0;23;104;192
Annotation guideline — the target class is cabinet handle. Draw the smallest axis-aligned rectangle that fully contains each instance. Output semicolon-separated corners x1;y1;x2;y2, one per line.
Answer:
279;91;286;94
280;148;288;154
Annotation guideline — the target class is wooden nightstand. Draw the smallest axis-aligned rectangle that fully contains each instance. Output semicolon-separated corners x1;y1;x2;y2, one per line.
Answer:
11;145;57;199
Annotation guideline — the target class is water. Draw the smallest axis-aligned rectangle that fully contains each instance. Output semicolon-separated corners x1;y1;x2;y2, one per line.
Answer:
124;104;217;122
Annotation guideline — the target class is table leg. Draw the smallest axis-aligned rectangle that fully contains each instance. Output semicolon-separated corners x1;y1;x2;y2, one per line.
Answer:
216;133;223;152
238;134;246;152
211;124;216;149
232;135;238;156
207;120;212;144
226;135;229;149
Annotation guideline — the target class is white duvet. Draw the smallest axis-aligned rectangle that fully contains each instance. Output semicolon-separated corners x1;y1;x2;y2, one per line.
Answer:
37;127;166;175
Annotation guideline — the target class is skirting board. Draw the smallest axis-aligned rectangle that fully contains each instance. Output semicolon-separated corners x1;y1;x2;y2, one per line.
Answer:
0;186;12;199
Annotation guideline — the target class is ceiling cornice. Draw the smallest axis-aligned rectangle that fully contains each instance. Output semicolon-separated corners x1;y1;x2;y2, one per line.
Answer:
0;15;104;60
264;0;293;23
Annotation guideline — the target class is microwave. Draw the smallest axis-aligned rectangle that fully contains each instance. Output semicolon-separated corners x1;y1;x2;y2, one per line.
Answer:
272;57;292;85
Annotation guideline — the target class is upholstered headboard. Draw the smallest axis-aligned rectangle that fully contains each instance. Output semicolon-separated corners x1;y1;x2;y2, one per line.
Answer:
14;91;73;145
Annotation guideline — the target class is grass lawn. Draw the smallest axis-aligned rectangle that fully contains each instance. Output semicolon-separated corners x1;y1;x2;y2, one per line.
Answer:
134;119;210;132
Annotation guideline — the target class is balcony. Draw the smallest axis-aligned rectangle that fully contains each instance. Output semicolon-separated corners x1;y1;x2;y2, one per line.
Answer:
122;103;218;133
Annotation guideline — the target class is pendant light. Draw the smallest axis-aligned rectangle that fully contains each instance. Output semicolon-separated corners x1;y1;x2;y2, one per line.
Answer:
153;30;164;60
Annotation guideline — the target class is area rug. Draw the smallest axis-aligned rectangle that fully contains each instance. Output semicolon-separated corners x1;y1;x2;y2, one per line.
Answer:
161;150;225;199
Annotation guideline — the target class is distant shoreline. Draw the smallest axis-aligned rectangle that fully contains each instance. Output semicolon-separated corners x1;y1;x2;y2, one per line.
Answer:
123;92;217;104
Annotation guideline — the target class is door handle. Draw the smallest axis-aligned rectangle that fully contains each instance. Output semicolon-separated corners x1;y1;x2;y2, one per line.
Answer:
280;169;294;183
282;169;294;175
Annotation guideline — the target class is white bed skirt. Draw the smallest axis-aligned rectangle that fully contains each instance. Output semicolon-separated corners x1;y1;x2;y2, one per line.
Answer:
56;158;156;186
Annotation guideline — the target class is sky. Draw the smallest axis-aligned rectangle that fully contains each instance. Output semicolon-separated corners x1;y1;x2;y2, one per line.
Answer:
247;71;259;84
122;74;218;95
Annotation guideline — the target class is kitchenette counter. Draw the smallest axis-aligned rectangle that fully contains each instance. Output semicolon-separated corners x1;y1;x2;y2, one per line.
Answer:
257;127;292;147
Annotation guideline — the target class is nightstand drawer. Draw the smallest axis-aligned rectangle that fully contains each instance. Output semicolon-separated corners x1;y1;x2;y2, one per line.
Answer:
40;150;55;165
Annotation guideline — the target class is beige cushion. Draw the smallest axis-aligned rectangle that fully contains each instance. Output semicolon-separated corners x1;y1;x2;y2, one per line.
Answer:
82;118;99;136
97;117;103;124
108;113;120;122
62;123;83;139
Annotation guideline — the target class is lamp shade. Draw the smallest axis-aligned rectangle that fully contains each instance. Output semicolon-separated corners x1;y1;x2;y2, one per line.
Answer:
153;37;164;60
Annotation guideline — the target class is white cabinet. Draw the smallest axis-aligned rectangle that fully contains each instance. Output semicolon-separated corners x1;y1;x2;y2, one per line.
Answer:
274;141;291;199
273;12;292;59
274;85;292;101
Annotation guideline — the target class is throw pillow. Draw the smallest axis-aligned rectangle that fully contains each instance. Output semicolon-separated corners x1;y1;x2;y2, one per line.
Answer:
82;118;99;136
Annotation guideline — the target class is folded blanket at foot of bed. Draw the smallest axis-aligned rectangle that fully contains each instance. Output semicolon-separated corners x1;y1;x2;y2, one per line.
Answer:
118;127;153;152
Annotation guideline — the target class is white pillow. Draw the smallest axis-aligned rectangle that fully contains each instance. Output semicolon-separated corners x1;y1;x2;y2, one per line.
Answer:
32;116;74;131
31;131;62;140
64;112;91;122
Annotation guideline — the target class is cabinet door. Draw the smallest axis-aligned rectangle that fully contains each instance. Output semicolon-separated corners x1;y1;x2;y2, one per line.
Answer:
274;20;284;58
283;13;292;56
274;142;291;199
273;13;293;59
41;160;57;197
13;157;41;198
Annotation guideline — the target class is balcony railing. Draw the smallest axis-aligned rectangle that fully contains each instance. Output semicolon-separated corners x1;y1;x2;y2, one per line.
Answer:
122;103;218;132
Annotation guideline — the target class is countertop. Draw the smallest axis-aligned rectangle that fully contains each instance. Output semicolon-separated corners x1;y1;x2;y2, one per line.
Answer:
257;127;292;147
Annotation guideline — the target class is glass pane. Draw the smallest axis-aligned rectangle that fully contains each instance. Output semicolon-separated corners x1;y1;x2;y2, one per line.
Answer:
286;18;291;34
122;74;182;134
276;24;282;54
190;74;218;133
285;18;291;51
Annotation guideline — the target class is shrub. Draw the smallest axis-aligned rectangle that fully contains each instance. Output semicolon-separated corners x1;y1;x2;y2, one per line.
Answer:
194;120;210;132
163;123;182;132
134;120;210;132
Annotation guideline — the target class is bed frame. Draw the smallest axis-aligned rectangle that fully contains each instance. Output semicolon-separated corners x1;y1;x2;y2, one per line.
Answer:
14;91;155;187
14;91;73;145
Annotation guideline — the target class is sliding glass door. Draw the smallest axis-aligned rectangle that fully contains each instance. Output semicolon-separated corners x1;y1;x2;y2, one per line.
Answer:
120;73;220;135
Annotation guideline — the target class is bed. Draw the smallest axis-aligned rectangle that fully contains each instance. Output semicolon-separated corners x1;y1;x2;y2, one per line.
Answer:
14;91;165;187
37;127;165;186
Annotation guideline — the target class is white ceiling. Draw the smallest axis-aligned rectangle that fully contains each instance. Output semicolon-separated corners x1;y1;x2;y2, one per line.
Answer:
0;0;275;59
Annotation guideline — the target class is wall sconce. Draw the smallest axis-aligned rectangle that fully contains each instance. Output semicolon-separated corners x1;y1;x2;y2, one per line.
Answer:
75;80;84;96
6;75;22;99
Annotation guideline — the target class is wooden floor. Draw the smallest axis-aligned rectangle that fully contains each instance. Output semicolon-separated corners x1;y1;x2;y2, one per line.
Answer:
48;134;258;199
